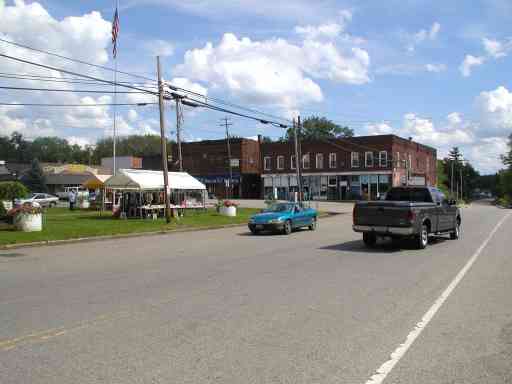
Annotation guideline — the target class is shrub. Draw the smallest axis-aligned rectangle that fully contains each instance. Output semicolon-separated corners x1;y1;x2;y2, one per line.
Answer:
0;181;29;202
497;196;512;208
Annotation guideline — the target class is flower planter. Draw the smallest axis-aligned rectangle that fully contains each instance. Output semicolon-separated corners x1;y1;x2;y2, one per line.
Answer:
219;206;237;217
14;213;42;232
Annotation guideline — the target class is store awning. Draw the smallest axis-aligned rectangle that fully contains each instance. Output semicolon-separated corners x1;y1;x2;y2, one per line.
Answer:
104;169;206;191
82;174;112;190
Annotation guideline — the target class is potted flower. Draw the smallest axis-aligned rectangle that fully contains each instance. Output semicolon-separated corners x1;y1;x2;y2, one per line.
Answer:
219;200;238;217
8;202;43;232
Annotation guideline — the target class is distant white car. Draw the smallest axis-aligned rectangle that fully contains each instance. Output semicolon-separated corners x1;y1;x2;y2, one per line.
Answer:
16;193;59;208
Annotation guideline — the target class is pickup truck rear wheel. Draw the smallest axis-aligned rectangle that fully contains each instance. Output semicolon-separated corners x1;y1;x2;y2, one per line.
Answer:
308;217;317;231
363;232;377;247
416;224;429;249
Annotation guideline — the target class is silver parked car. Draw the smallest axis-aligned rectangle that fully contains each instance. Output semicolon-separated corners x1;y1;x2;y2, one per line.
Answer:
16;193;59;208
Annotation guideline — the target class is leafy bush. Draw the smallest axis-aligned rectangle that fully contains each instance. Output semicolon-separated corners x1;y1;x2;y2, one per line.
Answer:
0;181;29;201
497;196;512;208
0;201;6;218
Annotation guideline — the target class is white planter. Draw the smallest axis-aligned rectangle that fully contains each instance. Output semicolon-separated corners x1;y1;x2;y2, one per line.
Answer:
79;200;90;209
14;213;42;232
219;206;237;217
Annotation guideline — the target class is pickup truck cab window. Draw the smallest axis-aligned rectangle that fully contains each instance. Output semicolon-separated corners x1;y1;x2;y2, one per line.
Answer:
385;187;433;203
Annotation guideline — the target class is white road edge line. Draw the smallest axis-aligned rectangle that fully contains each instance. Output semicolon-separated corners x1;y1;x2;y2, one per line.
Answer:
364;211;512;384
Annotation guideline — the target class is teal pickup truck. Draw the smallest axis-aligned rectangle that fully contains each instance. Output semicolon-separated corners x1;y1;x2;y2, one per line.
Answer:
248;202;318;235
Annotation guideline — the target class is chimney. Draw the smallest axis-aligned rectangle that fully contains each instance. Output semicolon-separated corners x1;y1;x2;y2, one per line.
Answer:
257;134;262;144
409;137;413;141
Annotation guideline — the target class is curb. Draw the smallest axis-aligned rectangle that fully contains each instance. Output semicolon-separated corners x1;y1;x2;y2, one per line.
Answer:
0;212;339;251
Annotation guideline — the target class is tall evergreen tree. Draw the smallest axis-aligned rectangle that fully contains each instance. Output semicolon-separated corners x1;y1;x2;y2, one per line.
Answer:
22;159;48;193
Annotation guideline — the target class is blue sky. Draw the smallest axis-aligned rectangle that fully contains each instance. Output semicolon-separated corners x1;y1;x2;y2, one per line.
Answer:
0;0;511;173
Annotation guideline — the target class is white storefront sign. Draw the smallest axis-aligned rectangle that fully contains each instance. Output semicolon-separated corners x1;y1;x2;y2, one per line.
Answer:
409;176;426;186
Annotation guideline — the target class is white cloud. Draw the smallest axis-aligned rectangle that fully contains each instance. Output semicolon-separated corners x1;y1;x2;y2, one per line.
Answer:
122;0;336;23
465;137;508;174
294;9;352;41
377;63;446;75
459;54;485;77
169;77;208;97
127;109;138;122
67;136;92;147
174;32;369;111
365;122;393;135
429;22;441;40
0;0;120;143
406;22;441;52
482;37;510;59
425;63;447;72
144;39;174;57
476;86;512;136
460;37;511;77
295;23;343;40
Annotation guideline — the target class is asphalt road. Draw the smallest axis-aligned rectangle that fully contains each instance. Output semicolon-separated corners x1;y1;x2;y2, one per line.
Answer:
0;201;510;383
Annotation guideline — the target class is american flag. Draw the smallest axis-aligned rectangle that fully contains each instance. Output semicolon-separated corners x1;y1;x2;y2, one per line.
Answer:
111;7;119;58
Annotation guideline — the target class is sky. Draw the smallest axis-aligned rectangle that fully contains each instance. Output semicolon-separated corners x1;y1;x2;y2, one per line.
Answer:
0;0;511;174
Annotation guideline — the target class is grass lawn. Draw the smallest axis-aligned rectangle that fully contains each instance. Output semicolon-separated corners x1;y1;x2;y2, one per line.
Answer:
0;207;259;246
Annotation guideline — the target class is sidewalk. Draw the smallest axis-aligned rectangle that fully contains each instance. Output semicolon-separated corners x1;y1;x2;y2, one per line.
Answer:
211;199;354;214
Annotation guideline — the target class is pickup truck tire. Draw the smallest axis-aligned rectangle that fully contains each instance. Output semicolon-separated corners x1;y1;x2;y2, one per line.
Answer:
416;224;429;249
308;218;317;231
283;220;292;235
450;222;460;240
363;232;377;247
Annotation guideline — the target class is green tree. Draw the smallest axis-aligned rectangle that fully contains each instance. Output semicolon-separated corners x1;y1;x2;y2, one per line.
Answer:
284;116;353;141
92;135;174;164
501;133;512;168
8;132;32;162
21;159;48;193
448;147;463;162
30;137;74;163
436;160;450;196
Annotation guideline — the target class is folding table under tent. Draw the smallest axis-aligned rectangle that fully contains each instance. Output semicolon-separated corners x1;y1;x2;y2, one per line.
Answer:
104;169;207;218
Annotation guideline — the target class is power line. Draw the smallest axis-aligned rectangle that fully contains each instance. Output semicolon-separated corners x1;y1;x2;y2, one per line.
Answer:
0;53;159;96
0;85;152;94
0;73;158;88
0;37;155;83
0;102;157;106
0;38;292;125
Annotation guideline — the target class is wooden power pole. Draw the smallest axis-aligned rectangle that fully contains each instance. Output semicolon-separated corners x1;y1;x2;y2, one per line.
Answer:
157;56;171;223
220;117;233;199
293;118;302;203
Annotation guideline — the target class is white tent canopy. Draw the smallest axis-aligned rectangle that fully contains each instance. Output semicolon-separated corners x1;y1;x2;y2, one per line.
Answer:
104;169;206;191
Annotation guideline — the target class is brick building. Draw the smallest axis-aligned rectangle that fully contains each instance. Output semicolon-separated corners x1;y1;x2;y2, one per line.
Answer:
142;138;261;199
261;135;436;200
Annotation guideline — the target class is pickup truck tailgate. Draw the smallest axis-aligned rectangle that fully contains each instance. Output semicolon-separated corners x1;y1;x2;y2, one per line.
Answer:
354;201;412;227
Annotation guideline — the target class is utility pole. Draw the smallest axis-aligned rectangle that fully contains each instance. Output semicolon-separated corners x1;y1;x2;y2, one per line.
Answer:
157;56;171;223
220;117;233;199
297;115;304;202
450;159;454;197
175;97;183;171
293;118;302;203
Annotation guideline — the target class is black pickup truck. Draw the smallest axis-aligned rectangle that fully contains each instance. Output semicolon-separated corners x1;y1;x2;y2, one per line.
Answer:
353;186;461;249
